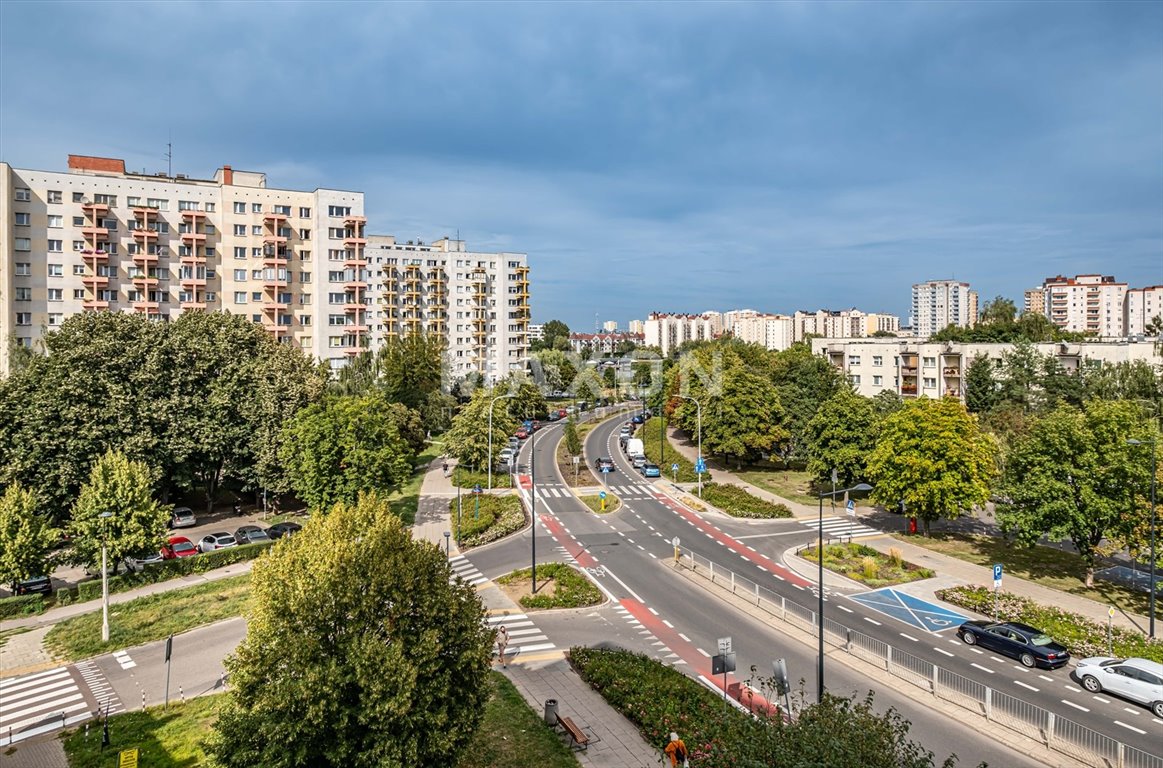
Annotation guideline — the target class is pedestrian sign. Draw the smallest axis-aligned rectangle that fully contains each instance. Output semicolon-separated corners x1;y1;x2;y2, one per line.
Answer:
671;463;679;472
601;465;612;473
599;491;607;500
695;458;706;473
846;499;856;516
472;484;483;495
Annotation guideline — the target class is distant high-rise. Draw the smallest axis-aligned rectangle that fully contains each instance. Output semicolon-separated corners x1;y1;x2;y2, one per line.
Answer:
1126;286;1163;336
911;280;978;338
627;319;645;335
1040;274;1127;338
601;320;618;333
1023;289;1045;317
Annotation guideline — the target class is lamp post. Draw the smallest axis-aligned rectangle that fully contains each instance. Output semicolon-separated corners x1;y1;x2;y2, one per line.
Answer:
530;412;538;594
817;481;872;702
487;392;516;490
1128;438;1158;639
677;394;703;498
99;511;113;643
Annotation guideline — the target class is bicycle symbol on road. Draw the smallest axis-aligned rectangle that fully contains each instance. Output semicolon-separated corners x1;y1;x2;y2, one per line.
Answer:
586;566;607;578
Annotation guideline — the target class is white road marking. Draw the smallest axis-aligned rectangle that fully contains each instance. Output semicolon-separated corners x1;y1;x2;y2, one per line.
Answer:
933;647;954;658
970;663;995;674
1061;700;1089;712
1114;721;1146;735
1013;680;1039;692
899;633;919;642
864;618;881;626
697;648;711;657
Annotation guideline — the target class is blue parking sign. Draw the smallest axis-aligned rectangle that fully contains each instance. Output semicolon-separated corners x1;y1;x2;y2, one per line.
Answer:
599;491;607;500
993;564;1003;584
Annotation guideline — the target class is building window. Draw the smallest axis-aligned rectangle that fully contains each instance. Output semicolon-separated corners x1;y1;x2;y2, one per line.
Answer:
872;355;883;366
234;269;247;281
298;229;311;239
234;292;247;304
923;357;936;367
299;207;311;218
94;194;117;206
327;205;350;217
73;240;86;252
147;198;168;210
47;264;63;277
48;313;63;327
300;314;311;325
234;202;246;214
15;262;31;276
47;288;63;302
73;265;86;275
15;312;32;325
15;188;31;202
923;377;937;388
14;287;31;301
251;248;262;257
299;272;311;282
251;292;263;301
252;225;262;236
73;216;85;226
252;203;263;213
15;212;30;226
15;238;31;251
46;214;64;228
300;294;311;304
328;270;345;282
848;355;861;366
234;247;246;259
234;225;246;236
47;190;62;204
178;200;198;211
47;240;62;252
205;202;215;213
73;192;84;203
328;292;345;304
329;228;346;239
300;250;311;261
205;292;217;302
73;289;85;299
274;205;291;215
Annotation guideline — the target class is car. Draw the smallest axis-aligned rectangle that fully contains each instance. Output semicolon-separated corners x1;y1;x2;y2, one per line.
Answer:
268;521;303;539
641;463;661;478
234;525;272;545
546;412;560;422
198;532;238;553
1074;657;1163;717
595;457;615;472
498;447;515;461
956;620;1069;669
13;576;52;596
162;536;199;559
170;506;196;529
630;454;647;469
531;420;542;431
123;551;165;573
557;409;568;418
631;414;644;424
515;429;529;439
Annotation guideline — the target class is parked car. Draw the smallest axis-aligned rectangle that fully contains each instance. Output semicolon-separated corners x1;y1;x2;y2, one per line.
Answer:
198;532;238;554
170;506;196;529
546;412;560;422
1074;657;1163;717
515;429;529;440
631;414;645;424
630;454;648;470
162;536;199;559
123;551;165;573
234;525;271;545
13;576;52;596
531;420;542;432
956;620;1070;669
595;457;615;472
641;463;661;478
558;409;568;418
268;521;303;539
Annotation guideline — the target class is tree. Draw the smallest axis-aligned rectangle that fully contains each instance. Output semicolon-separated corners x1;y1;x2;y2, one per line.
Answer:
979;296;1017;326
804;388;877;488
996;401;1154;587
563;416;582;457
532;319;571;352
208;493;493;768
866;399;997;536
378;334;446;412
0;484;58;587
963;354;999;415
871;390;903;417
532;349;578;393
444;389;519;470
770;343;846;456
66;450;169;572
603;365;617;390
280;393;415;513
503;375;547;421
1082;360;1163;404
698;366;788;466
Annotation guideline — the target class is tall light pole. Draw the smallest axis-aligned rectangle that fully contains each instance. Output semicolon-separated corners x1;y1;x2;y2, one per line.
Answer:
1128;437;1158;638
530;413;538;594
99;511;113;643
817;481;872;702
677;394;703;498
487;392;516;490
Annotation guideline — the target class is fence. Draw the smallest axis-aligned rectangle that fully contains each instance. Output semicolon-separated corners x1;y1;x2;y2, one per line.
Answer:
683;549;1163;768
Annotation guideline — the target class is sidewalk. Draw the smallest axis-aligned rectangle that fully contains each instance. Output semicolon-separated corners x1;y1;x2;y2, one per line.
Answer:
414;456;663;767
661;426;1154;636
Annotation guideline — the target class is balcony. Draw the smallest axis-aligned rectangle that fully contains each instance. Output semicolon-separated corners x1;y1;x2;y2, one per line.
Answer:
344;215;367;226
81;274;110;287
180;210;207;220
344;302;365;313
180;232;207;243
262;276;289;289
82;226;110;239
82;299;110;310
343;235;367;247
262;234;288;245
943;368;961;376
132;205;160;216
263;212;288;224
344;254;367;268
80;248;109;261
133;300;161;312
260;301;287;313
263;254;289;268
132;228;159;241
263;324;292;337
81;201;111;215
345;279;367;290
132;274;159;286
132;252;158;266
180;277;208;288
180;253;206;265
180;300;208;310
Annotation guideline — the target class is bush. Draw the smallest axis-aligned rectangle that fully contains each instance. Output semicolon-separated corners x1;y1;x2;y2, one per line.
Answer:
497;564;603;610
801;542;934;587
700;483;792;519
937;585;1163;663
0;593;45;619
56;587;74;606
450;495;524;548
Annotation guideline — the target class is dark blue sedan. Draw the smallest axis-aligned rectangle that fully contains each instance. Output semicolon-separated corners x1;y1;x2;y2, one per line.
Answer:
957;620;1070;669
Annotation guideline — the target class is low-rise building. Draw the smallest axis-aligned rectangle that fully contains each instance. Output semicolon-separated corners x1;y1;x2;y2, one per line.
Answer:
568;332;644;356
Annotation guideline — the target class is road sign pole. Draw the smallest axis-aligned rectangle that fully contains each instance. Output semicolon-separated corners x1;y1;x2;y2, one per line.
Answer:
164;634;173;711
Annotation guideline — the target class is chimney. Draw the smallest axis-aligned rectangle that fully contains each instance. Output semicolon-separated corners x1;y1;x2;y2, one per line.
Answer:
222;165;233;185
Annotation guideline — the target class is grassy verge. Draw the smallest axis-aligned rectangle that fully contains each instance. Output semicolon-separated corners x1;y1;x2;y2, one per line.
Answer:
45;574;252;662
458;672;581;768
496;564;604;610
895;531;1153;618
641;418;697;482
701;483;792;519
387;441;445;525
580;492;620;514
800;543;934;587
62;694;224;767
0;625;32;648
735;469;818;506
557;430;598;487
450;495;524;548
453;466;515;490
938;585;1163;663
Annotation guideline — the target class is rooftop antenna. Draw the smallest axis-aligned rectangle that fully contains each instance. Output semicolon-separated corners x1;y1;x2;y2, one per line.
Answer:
166;139;172;178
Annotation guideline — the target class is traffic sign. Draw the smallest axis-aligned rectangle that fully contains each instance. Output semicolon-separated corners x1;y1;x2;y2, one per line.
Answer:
599;491;607;500
601;466;612;473
711;652;736;675
472;484;483;495
993;563;1003;588
846;499;856;516
695;458;706;473
1108;606;1116;619
671;463;679;472
118;749;139;768
717;636;733;655
671;537;680;547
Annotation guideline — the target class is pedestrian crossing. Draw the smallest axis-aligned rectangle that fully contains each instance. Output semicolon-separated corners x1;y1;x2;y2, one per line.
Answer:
532;484;656;500
801;515;882;540
485;612;556;661
448;554;488;586
76;660;122;718
0;663;117;745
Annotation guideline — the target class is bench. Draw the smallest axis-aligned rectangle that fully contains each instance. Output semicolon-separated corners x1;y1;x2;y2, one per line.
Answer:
555;713;590;750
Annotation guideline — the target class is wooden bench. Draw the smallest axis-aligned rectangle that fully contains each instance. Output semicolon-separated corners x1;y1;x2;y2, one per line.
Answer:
555;713;590;750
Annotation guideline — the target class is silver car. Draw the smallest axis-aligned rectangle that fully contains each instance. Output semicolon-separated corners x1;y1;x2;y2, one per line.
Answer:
1074;657;1163;718
170;507;196;529
198;532;238;553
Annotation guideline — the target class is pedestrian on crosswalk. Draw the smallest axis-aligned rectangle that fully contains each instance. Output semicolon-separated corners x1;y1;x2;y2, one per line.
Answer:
496;625;509;667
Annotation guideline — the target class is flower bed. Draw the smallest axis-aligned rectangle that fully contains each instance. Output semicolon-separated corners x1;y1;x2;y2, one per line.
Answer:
800;543;934;588
580;492;620;514
450;495;524;548
496;564;603;610
700;483;792;519
937;585;1163;663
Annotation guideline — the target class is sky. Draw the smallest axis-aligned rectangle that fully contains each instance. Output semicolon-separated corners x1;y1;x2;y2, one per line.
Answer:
2;1;1160;331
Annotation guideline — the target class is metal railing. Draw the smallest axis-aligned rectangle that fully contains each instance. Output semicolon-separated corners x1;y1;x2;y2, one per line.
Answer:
682;549;1163;768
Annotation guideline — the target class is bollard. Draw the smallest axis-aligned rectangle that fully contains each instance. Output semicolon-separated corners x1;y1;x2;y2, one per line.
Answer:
180;685;185;704
142;691;146;710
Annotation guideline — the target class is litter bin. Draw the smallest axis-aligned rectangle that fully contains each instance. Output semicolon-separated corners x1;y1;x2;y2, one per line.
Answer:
543;699;558;726
908;517;918;535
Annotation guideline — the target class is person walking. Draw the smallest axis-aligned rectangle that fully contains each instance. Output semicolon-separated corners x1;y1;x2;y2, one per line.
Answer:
665;731;689;767
442;459;450;477
496;625;509;668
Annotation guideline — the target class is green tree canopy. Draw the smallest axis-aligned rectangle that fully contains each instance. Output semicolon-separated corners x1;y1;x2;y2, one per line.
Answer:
280;393;415;512
531;319;571;352
444;389;520;470
209;493;493;768
770;343;847;456
979;296;1018;326
532;349;578;393
0;484;59;587
963;353;998;415
804;388;878;488
65;450;169;572
867;398;997;535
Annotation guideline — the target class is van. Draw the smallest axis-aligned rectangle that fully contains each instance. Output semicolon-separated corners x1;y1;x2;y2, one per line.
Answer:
624;438;644;457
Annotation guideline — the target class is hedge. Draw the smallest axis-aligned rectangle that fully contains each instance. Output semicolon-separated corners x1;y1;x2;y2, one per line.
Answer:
0;593;45;620
937;585;1163;664
700;483;792;519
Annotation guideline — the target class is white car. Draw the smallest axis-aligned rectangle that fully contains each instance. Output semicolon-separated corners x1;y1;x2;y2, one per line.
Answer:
123;551;165;573
197;532;238;553
170;507;196;529
1074;657;1163;718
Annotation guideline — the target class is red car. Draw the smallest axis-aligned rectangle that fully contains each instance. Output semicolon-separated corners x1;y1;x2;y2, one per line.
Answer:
162;536;199;559
557;409;567;418
532;420;542;431
515;429;529;439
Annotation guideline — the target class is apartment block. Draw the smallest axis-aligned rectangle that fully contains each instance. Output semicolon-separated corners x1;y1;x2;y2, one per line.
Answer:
730;313;795;351
626;319;645;335
643;312;720;356
364;236;530;381
1126;286;1163;337
568;332;644;356
793;309;900;341
911;280;978;338
1023;289;1045;317
811;337;1162;403
1040;274;1127;338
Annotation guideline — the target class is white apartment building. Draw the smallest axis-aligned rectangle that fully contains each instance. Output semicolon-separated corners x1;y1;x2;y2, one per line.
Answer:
1039;274;1128;338
601;320;618;333
568;332;644;356
911;280;978;338
793;309;900;341
644;312;720;356
1126;286;1163;337
811;337;1162;402
627;319;645;335
730;313;795;351
364;235;530;382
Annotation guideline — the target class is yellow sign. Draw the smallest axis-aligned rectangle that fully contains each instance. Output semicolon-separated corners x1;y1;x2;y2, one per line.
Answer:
1108;606;1116;619
118;748;139;768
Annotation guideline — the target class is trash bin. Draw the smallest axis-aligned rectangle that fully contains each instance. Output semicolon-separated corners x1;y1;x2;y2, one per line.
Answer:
908;517;918;535
543;699;558;726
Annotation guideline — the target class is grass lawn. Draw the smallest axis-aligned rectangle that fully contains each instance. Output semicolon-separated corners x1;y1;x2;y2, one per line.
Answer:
450;495;524;548
897;531;1153;617
453;466;515;490
580;492;620;514
735;469;820;506
497;563;604;610
641;418;697;482
45;574;252;662
800;542;934;588
557;430;598;487
459;671;581;768
62;693;224;767
387;441;446;525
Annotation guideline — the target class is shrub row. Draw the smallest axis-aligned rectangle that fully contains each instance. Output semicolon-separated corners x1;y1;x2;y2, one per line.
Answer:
450;495;524;548
641;418;698;482
801;543;934;587
936;585;1163;663
700;483;792;519
497;564;603;610
0;593;46;620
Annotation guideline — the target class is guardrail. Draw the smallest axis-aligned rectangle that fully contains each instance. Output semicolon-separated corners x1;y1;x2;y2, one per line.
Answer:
681;549;1163;768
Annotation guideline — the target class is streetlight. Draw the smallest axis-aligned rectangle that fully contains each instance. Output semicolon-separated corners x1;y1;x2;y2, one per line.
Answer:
677;394;703;498
99;511;113;643
1128;437;1158;639
487;391;516;490
817;480;872;702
